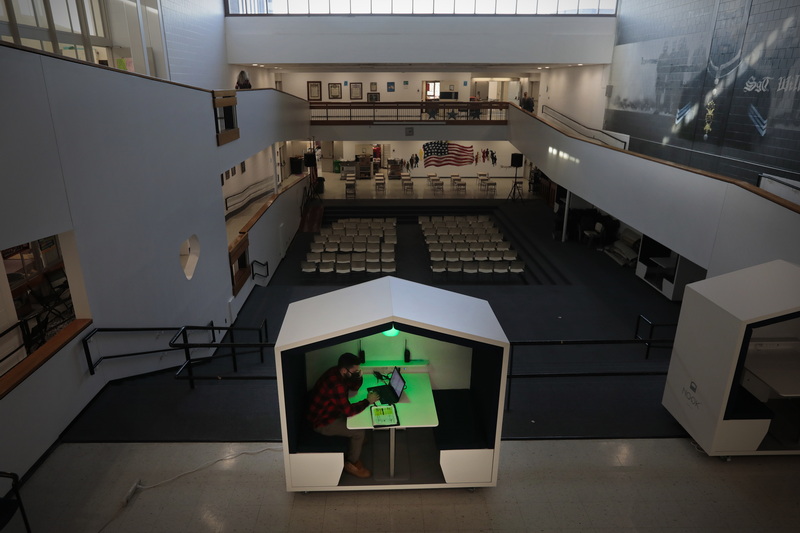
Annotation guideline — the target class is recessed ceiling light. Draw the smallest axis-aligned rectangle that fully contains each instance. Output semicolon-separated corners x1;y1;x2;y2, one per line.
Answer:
251;63;258;66
578;63;584;66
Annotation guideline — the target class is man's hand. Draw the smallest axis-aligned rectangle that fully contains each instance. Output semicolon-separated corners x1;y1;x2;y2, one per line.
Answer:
367;391;380;404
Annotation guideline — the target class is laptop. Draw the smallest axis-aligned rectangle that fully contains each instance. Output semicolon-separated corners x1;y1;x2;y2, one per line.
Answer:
368;367;406;404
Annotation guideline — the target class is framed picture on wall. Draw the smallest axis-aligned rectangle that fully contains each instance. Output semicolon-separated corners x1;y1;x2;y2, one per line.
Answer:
329;83;342;99
367;92;380;102
387;82;395;92
307;81;322;101
350;82;363;100
370;82;377;92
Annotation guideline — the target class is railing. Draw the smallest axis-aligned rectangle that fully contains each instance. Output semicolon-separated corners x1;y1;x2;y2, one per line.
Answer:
310;101;508;124
634;314;677;359
541;105;628;149
83;327;185;375
83;321;273;388
0;320;29;368
224;180;274;212
505;314;676;410
171;322;273;389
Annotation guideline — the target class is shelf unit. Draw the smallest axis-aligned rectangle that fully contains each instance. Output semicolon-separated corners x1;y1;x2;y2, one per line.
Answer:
355;156;372;179
635;235;706;300
387;159;403;179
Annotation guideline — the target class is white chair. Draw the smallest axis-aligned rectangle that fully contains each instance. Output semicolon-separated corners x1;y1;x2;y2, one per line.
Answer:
462;261;478;274
301;261;317;273
306;252;321;263
431;261;446;273
478;261;494;274
509;261;525;274
318;261;335;273
381;261;396;273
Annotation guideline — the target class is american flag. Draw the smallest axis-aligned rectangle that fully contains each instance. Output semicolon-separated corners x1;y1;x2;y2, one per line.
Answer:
423;141;474;167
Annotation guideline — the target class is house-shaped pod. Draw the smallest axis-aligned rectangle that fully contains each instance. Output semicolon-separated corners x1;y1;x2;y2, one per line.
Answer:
275;276;509;491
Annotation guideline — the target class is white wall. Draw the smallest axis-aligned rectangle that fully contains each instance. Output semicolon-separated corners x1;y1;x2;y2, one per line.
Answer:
280;72;473;102
538;64;610;129
226;16;616;66
0;45;310;477
160;0;229;89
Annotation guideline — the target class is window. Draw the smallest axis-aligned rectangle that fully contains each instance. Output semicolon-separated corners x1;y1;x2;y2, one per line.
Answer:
227;0;617;14
425;81;440;100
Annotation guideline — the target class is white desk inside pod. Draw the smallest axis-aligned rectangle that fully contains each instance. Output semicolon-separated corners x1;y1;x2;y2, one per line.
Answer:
274;276;509;491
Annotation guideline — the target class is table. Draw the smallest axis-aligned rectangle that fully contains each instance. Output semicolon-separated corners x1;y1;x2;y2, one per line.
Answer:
348;373;438;479
746;351;800;398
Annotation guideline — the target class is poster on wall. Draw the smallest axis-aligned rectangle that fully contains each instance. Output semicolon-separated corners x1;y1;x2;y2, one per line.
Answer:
370;82;377;91
367;92;380;102
387;82;395;92
329;83;342;99
350;82;363;100
307;81;322;101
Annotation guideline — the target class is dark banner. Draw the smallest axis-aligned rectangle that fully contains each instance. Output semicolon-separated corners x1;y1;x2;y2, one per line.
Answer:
605;0;800;183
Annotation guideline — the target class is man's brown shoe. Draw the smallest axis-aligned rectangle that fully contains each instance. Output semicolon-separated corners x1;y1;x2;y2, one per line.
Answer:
344;461;371;478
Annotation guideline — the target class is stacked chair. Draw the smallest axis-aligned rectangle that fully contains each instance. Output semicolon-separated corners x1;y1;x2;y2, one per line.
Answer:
302;217;397;275
420;215;525;280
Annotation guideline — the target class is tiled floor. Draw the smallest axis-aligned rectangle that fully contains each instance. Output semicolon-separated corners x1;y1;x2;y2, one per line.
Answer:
9;438;800;532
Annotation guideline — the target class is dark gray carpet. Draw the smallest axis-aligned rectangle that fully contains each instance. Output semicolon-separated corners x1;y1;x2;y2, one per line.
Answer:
61;198;687;443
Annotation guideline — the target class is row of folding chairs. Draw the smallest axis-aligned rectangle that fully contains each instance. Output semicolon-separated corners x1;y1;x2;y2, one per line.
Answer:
307;251;395;264
331;217;397;228
430;250;518;263
431;260;525;274
418;215;491;224
321;226;396;237
310;241;395;254
422;223;497;235
303;260;396;274
424;233;503;244
315;232;397;243
428;241;511;253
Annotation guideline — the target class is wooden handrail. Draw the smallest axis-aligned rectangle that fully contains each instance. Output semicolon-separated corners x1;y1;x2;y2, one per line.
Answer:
0;319;92;400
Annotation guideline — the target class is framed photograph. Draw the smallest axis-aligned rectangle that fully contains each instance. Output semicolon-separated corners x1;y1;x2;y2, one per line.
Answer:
307;81;322;101
449;84;455;91
350;82;363;100
370;82;377;91
387;82;395;92
367;92;381;102
328;83;342;99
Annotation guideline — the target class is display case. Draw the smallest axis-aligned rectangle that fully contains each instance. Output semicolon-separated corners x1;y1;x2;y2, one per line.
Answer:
355;155;372;179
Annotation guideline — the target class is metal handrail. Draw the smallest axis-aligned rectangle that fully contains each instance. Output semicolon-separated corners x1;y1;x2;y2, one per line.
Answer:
634;313;678;359
541;105;628;149
83;327;184;374
0;320;29;367
309;100;508;123
224;180;273;211
170;322;273;389
504;314;676;410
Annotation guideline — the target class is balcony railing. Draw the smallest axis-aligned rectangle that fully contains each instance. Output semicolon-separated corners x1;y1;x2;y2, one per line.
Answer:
310;101;508;124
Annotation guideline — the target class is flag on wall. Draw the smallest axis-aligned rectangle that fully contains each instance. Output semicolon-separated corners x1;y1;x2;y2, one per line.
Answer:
423;141;474;167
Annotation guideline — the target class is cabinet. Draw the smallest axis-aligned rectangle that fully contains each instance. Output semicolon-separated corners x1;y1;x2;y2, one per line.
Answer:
388;159;403;179
635;235;706;300
355;156;372;179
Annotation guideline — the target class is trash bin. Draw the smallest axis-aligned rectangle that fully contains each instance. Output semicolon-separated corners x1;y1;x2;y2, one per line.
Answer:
333;160;341;173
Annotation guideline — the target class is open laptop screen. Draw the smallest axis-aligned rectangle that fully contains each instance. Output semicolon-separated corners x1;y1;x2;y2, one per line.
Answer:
389;367;406;400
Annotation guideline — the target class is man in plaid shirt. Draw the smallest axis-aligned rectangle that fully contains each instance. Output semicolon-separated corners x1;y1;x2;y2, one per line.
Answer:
308;352;379;478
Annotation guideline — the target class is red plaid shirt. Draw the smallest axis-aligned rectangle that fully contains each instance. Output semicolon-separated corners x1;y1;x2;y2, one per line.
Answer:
307;366;369;428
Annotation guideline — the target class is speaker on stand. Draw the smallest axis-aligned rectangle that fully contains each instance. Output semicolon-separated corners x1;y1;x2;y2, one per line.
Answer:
508;153;524;201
